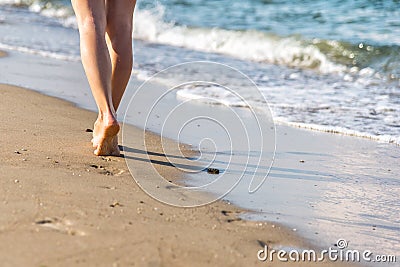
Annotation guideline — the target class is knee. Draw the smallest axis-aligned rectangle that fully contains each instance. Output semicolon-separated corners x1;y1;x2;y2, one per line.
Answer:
78;15;106;37
107;22;133;55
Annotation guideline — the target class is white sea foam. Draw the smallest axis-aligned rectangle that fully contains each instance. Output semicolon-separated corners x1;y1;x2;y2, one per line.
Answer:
0;0;27;4
0;43;80;61
0;0;77;28
0;1;368;75
274;117;400;146
133;6;346;74
175;85;400;146
176;85;247;107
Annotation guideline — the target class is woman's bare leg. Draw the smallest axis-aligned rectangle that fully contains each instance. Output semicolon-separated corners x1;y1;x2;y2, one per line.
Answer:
104;0;136;151
71;0;120;156
105;0;136;111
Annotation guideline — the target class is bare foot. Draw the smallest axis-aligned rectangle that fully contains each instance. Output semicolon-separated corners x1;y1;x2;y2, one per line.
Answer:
91;117;101;148
92;116;120;156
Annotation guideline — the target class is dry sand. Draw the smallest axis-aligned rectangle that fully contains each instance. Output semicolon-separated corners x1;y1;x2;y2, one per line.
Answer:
0;84;355;266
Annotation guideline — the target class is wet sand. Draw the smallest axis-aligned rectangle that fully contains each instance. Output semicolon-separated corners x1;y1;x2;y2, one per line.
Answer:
0;84;357;266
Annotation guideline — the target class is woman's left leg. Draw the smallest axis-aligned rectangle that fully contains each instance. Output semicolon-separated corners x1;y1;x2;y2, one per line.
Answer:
105;0;136;111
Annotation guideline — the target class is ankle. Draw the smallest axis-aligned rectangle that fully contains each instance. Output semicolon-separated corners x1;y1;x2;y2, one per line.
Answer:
98;110;118;125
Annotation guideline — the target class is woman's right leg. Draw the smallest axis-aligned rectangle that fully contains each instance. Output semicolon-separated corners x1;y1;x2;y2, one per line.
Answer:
71;0;120;156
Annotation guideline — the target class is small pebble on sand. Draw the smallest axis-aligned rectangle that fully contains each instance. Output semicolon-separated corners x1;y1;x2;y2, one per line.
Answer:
207;168;220;174
110;202;121;208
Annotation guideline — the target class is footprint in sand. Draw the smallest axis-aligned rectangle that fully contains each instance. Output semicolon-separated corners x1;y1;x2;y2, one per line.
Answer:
89;164;125;176
35;217;86;236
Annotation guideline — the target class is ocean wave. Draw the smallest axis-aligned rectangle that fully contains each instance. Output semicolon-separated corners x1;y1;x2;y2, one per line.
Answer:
2;1;400;80
176;85;247;107
0;0;76;28
134;6;346;74
0;43;80;61
274;118;400;146
0;1;346;74
134;5;400;82
175;86;400;146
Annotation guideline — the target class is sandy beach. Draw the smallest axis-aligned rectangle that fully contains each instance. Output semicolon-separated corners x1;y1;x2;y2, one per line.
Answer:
0;84;359;266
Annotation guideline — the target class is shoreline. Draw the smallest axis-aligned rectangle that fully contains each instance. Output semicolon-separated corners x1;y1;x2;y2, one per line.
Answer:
0;84;356;266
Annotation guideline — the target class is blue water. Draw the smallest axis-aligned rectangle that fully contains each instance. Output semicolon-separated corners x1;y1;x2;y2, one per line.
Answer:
3;0;400;76
144;0;400;44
